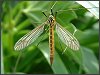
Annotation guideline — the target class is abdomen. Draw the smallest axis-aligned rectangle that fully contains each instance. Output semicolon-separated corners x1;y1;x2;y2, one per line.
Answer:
49;25;54;65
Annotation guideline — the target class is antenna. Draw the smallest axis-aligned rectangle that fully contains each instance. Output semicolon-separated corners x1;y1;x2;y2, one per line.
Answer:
50;1;57;16
50;9;53;15
51;1;57;10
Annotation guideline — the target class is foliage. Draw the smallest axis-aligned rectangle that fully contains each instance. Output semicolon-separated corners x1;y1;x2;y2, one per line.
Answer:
1;1;99;74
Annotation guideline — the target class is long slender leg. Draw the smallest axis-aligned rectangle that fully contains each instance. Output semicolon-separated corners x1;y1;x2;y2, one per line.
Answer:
42;11;47;17
36;25;49;47
55;11;58;18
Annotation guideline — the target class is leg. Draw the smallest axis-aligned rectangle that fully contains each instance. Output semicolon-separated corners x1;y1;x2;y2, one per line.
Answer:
73;29;77;36
55;11;58;18
42;11;47;17
36;25;49;47
62;47;67;54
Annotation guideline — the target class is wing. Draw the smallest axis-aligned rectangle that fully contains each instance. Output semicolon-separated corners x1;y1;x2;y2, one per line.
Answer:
14;23;46;50
56;22;80;50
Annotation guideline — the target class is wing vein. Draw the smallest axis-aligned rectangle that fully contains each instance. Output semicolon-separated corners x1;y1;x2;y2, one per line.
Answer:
14;23;46;50
56;22;79;50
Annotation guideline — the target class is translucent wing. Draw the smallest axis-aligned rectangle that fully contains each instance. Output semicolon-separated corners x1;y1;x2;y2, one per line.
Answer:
14;23;46;50
56;22;80;50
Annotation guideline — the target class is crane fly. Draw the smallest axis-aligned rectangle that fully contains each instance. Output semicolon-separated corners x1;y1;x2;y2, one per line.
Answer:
14;9;80;65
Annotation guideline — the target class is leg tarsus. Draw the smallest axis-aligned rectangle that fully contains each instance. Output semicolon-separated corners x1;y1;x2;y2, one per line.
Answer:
73;29;77;36
62;47;67;54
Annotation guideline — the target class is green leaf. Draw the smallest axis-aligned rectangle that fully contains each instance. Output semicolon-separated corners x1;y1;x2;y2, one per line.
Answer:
38;42;69;74
76;1;99;19
81;47;99;74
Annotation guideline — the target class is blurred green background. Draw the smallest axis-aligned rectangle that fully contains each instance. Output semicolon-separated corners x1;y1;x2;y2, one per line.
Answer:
1;1;99;74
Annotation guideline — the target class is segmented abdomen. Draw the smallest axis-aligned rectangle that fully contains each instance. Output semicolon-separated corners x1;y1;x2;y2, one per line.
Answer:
49;25;54;65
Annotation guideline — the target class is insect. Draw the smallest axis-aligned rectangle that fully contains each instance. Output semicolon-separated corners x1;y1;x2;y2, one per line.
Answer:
14;6;80;65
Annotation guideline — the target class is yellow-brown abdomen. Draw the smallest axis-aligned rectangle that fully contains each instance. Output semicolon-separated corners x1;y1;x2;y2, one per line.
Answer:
49;25;54;65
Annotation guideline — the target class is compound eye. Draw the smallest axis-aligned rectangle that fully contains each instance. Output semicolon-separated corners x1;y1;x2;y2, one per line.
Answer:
52;19;55;23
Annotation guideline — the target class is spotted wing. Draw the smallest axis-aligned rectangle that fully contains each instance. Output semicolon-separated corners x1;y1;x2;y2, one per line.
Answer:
14;23;46;50
56;22;80;50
